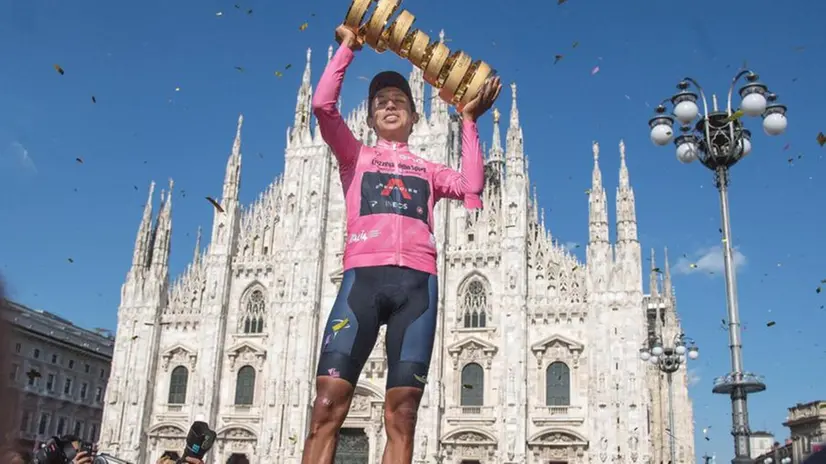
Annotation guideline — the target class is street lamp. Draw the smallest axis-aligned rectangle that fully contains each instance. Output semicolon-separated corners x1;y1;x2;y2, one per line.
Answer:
640;334;700;464
763;447;793;464
647;70;784;463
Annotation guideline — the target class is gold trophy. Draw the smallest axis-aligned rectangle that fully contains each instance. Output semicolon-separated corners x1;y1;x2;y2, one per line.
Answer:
340;0;496;109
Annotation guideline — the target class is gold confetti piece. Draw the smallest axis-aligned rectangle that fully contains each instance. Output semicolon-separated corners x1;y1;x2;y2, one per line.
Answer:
572;41;579;48
206;196;224;212
274;71;283;77
247;9;253;14
725;109;744;122
234;66;244;72
216;11;223;16
175;87;181;92
554;55;563;64
817;132;826;147
584;189;591;194
54;64;64;75
591;65;600;75
689;263;698;269
67;258;74;263
766;321;776;327
285;64;292;70
652;267;662;273
91;96;96;103
462;384;473;389
75;157;83;164
299;22;309;31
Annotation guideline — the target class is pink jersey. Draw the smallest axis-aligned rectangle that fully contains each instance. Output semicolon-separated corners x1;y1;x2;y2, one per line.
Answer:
311;45;485;276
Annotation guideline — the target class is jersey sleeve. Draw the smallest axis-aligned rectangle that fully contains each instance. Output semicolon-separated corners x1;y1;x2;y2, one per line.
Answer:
432;119;485;209
311;45;363;173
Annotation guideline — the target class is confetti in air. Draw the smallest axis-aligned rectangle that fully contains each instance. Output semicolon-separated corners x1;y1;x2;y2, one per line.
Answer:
206;197;224;213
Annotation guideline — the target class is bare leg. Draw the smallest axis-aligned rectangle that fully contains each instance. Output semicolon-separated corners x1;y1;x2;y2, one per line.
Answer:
300;376;355;464
381;386;424;464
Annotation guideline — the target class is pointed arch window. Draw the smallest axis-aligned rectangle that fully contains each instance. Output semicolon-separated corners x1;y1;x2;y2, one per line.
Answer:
460;279;488;328
168;366;188;404
545;361;571;406
240;289;266;334
234;365;255;405
460;363;484;406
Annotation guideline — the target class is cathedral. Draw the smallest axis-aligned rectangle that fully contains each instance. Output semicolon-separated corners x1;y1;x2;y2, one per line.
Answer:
99;42;695;464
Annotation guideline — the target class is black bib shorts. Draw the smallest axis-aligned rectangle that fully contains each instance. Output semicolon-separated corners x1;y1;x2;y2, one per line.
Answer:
315;265;438;390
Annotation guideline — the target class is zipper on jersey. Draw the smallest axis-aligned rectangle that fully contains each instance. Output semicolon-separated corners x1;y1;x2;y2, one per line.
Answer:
392;143;401;265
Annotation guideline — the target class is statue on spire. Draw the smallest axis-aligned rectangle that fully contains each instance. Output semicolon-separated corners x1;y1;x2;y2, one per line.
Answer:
619;139;626;161
492;107;500;124
592;141;599;160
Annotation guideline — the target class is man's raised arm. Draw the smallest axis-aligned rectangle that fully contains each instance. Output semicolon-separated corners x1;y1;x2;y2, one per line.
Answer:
311;45;362;172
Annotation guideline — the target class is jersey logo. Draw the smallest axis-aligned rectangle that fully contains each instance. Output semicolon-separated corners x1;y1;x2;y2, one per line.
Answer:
360;172;430;225
380;178;413;199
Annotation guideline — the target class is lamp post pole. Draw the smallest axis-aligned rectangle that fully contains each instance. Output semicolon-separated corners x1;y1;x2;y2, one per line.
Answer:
640;334;700;463
647;70;788;463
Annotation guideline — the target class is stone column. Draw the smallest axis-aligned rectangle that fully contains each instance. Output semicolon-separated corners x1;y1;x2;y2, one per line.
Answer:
366;425;376;464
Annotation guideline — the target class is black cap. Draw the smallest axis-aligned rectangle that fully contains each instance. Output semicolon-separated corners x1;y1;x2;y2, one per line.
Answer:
368;71;416;115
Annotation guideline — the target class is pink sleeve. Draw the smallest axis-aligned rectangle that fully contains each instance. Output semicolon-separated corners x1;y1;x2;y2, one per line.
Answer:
311;45;362;171
433;119;485;209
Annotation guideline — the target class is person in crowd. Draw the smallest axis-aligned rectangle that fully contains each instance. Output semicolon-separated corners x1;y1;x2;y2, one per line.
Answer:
302;22;500;464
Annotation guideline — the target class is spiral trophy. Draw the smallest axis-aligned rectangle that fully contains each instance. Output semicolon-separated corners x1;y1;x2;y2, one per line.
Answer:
341;0;495;108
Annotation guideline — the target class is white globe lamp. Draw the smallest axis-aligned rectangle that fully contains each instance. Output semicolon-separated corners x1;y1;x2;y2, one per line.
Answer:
675;345;687;355
763;112;787;136
679;355;686;363
639;351;651;361
676;141;698;163
688;348;699;360
649;356;659;364
650;124;674;146
651;345;664;356
740;92;768;117
673;100;699;124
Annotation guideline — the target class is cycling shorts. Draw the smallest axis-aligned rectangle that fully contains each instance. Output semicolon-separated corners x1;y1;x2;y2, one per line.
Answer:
315;265;438;390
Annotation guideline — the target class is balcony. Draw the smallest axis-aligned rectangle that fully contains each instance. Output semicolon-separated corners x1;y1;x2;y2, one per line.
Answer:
531;405;585;426
444;405;497;426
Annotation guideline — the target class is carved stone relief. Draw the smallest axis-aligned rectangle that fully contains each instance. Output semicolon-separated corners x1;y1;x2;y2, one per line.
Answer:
227;344;267;371
161;346;197;372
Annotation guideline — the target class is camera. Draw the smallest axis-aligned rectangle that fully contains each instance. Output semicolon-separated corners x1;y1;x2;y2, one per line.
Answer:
178;422;216;463
31;436;130;464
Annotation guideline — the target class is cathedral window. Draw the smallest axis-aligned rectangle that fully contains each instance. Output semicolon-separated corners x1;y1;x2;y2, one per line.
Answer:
240;289;266;334
167;366;188;404
234;365;256;405
460;279;488;329
460;363;484;406
545;361;571;406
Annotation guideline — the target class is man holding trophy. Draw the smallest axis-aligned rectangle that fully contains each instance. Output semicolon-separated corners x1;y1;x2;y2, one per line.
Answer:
302;2;502;462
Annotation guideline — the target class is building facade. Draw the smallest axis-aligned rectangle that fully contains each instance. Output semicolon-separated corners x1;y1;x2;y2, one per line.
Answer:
3;300;114;450
99;42;695;464
754;401;826;463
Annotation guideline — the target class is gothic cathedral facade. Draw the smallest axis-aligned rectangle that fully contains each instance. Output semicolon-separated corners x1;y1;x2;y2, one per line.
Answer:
99;44;695;464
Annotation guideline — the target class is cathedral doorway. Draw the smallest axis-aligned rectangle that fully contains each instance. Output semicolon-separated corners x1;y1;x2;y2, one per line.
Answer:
334;428;369;464
226;453;249;464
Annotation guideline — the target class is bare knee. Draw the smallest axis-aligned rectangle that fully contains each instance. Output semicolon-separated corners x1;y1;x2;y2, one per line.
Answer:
384;396;420;440
308;380;354;434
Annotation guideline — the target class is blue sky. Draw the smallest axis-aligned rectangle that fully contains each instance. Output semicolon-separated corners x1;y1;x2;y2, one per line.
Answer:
1;0;824;460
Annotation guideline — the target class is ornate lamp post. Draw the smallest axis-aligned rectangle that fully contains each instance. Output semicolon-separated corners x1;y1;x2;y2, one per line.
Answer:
640;334;700;464
647;70;787;463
